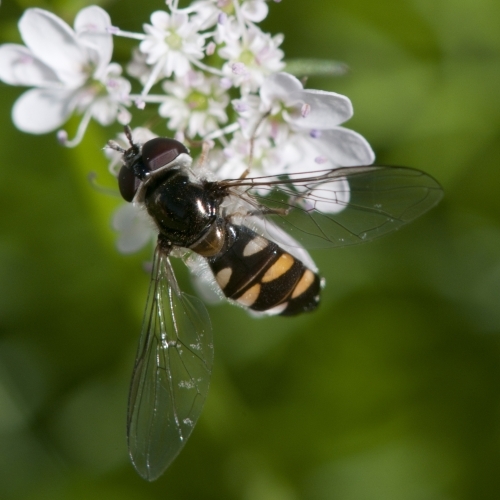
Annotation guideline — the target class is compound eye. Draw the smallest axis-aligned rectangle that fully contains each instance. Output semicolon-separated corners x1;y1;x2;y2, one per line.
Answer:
118;165;140;202
141;137;189;172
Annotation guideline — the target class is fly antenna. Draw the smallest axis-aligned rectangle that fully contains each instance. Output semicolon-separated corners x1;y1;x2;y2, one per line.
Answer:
107;140;126;153
124;125;135;147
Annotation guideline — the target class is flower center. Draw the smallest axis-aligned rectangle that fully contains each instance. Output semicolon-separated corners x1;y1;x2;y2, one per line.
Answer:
239;49;255;66
166;31;182;50
270;102;287;121
187;91;209;111
217;0;234;15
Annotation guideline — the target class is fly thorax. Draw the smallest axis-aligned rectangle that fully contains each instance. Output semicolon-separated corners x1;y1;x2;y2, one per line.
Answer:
144;170;218;247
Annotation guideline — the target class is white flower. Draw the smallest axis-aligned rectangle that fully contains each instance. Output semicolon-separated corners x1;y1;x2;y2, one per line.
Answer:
190;0;269;30
140;10;205;81
0;6;131;146
232;72;375;174
217;130;286;178
159;71;228;138
235;72;354;139
219;25;284;92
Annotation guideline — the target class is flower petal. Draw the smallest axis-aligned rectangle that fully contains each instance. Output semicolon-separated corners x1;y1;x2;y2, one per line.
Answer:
74;6;113;79
241;1;269;23
19;8;87;87
12;87;75;133
316;127;375;166
288;89;353;129
0;44;60;87
260;72;302;108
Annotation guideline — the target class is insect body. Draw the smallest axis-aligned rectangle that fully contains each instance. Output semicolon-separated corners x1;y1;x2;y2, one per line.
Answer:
207;224;321;315
109;127;442;481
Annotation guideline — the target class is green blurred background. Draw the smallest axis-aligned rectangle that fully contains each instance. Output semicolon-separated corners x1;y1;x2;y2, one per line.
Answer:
1;0;500;499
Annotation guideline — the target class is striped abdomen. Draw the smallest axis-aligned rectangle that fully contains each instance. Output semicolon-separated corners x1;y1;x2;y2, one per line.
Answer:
208;225;321;316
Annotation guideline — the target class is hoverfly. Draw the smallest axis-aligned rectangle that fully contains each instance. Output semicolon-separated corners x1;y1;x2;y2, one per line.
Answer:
108;126;442;480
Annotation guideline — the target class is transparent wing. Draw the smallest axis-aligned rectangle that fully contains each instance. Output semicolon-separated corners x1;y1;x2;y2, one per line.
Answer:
222;166;443;248
127;245;213;481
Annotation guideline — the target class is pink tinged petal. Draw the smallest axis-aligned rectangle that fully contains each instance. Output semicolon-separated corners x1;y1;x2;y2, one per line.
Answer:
74;5;111;33
90;98;118;125
241;1;269;22
260;72;302;108
12;87;76;133
74;6;113;79
171;12;189;30
18;9;88;87
317;128;375;166
288;89;353;129
0;44;60;87
150;10;170;29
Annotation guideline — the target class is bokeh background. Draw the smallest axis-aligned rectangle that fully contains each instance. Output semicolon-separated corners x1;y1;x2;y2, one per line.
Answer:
1;0;500;499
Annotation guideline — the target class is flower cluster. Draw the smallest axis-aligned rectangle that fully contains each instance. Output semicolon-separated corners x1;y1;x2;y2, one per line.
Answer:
0;0;375;256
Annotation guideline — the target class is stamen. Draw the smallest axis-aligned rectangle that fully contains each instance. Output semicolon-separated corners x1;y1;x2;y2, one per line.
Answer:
58;109;93;148
57;130;68;145
233;101;248;112
232;62;247;75
107;27;146;40
206;42;216;56
301;103;311;117
220;77;233;89
135;98;146;110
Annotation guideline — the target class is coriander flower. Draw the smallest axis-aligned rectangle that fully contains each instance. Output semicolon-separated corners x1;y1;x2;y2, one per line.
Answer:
190;0;269;30
232;72;375;175
219;24;284;92
216;130;286;178
159;71;229;138
235;72;354;140
139;10;205;88
0;6;131;146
